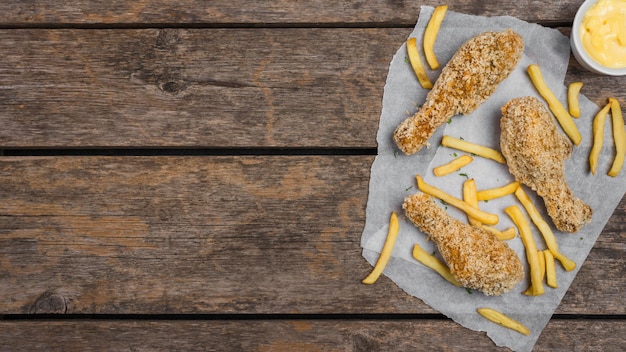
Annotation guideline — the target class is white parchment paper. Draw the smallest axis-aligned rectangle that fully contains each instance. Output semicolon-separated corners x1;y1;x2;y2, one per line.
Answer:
360;6;626;352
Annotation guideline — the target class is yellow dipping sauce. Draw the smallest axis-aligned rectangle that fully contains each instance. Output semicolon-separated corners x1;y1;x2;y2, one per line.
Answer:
580;0;626;68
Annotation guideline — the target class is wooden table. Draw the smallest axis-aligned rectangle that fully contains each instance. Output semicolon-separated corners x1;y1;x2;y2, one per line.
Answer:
0;1;624;350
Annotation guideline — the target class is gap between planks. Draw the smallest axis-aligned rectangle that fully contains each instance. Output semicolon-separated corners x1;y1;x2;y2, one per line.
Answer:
2;313;625;321
0;21;572;31
1;148;378;157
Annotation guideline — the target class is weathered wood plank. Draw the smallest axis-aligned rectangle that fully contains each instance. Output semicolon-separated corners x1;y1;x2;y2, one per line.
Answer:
0;28;400;148
0;1;585;27
1;28;625;149
0;319;623;351
0;155;419;314
0;156;623;315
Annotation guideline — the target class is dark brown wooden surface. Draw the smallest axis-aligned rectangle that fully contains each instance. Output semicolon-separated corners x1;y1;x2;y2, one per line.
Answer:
0;319;624;351
0;1;584;26
0;1;624;351
0;28;396;148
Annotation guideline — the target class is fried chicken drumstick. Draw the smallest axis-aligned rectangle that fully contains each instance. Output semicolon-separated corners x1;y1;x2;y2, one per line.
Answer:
394;29;524;155
500;96;592;232
403;193;524;296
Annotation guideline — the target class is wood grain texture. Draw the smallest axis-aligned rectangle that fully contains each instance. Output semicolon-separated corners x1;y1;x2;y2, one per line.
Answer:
0;319;624;352
0;28;399;148
0;156;623;315
0;1;584;26
1;28;624;148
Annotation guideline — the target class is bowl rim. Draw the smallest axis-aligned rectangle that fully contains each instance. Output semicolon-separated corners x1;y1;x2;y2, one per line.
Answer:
571;0;626;76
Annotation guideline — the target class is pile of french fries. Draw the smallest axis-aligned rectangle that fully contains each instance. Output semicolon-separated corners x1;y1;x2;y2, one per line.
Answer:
530;65;625;177
364;4;625;337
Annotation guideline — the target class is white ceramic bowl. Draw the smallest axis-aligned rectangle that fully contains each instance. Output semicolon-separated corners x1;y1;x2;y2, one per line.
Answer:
571;0;626;76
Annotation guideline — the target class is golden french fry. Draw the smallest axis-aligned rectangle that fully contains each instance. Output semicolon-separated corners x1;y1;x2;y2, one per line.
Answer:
441;135;506;163
433;154;474;176
589;102;612;175
423;5;448;70
412;243;462;287
527;64;582;145
568;81;584;118
477;308;531;336
416;175;499;225
505;205;544;296
476;181;520;201
514;187;576;272
608;97;625;177
500;227;516;239
362;212;400;284
524;249;546;296
522;250;546;296
538;249;546;283
463;178;482;226
406;37;433;89
482;226;516;241
544;249;558;288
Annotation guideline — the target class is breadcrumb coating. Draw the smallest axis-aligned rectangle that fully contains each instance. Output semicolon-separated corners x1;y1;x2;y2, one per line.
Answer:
500;96;592;232
394;29;524;155
403;193;524;296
